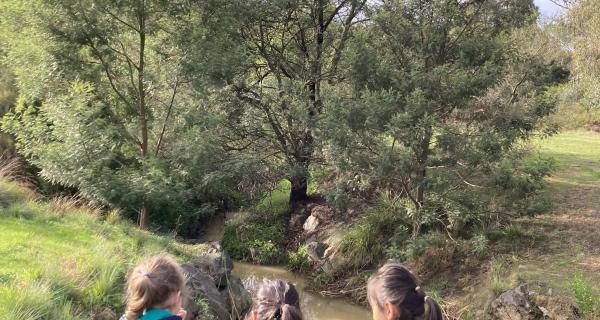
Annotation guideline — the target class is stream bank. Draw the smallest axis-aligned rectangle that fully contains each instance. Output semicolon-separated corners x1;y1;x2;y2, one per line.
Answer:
200;212;372;320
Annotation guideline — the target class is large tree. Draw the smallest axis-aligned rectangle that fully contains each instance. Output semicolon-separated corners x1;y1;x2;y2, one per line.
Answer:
326;0;568;236
1;0;229;230
220;0;368;207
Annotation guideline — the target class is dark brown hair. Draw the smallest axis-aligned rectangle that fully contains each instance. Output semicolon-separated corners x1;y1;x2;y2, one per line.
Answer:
253;279;302;320
124;253;186;319
367;263;443;320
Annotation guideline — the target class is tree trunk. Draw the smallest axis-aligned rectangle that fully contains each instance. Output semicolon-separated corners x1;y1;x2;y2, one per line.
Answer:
137;0;149;229
413;132;431;237
289;174;309;206
139;205;150;229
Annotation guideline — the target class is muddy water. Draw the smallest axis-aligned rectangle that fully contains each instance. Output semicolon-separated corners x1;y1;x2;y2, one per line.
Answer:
233;262;372;320
201;213;372;320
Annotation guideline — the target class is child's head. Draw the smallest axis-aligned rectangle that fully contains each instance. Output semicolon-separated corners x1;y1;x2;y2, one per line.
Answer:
367;263;442;320
251;279;302;320
124;253;186;319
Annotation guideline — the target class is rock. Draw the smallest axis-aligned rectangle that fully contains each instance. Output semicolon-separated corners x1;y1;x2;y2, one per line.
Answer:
187;250;233;288
220;276;253;317
303;215;320;233
180;246;252;320
490;284;543;320
306;241;328;262
181;263;230;320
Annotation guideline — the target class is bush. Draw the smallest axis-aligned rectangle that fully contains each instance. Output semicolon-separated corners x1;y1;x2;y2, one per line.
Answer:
222;218;285;264
469;234;489;257
491;155;556;216
287;245;310;273
571;273;600;318
339;208;409;268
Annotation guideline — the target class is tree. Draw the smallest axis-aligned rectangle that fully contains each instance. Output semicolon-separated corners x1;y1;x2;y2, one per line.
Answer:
1;0;230;230
220;0;367;208
326;0;568;236
566;0;600;115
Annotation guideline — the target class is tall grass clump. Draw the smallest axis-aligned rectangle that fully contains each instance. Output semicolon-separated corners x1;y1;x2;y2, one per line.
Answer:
571;273;600;318
0;175;203;318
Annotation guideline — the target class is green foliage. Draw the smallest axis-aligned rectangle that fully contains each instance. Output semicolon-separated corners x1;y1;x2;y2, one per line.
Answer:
249;240;282;265
0;0;245;231
339;206;410;268
491;155;556;215
0;179;207;318
222;218;285;264
326;0;568;238
287;245;310;273
571;273;600;318
469;234;490;258
398;232;447;262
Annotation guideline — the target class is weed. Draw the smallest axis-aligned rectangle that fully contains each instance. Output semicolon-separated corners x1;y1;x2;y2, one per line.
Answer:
571;273;600;318
287;245;310;273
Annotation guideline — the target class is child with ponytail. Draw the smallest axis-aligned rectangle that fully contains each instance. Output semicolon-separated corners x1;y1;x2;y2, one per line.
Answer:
120;254;188;320
250;279;303;320
367;263;443;320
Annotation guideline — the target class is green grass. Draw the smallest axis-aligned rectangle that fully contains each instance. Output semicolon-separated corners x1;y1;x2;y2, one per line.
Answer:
0;180;207;319
255;180;290;216
534;130;600;185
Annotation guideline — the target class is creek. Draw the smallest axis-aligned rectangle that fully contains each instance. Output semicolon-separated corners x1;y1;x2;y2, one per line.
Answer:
202;213;372;320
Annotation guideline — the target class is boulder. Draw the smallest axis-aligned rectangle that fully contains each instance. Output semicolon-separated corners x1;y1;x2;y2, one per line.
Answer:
180;245;252;320
187;246;233;288
181;263;230;320
490;284;543;320
306;241;328;262
220;276;253;317
303;215;320;233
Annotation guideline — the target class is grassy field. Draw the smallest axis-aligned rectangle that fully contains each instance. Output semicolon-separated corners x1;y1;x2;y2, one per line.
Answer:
446;131;600;318
0;180;206;320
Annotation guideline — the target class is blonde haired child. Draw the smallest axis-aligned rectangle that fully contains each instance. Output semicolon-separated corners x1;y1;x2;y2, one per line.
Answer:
120;254;188;320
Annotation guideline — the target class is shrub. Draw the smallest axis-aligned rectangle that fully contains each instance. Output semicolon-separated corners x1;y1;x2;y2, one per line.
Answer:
571;273;600;318
401;232;447;261
339;208;409;268
287;245;310;273
250;240;283;264
222;218;285;264
469;234;489;257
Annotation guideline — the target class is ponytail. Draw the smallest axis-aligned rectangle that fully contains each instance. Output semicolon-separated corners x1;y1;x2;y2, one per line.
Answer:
124;254;186;319
280;303;302;320
367;263;444;320
253;279;302;320
424;296;443;320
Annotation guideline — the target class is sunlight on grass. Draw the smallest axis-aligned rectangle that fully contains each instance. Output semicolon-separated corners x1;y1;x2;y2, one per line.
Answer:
0;179;205;319
255;180;291;215
535;131;600;185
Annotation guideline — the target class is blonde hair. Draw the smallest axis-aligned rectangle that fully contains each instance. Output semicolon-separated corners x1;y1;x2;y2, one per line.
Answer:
124;253;186;319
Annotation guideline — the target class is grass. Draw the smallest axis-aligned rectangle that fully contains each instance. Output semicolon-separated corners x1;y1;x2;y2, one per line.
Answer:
437;130;600;319
0;179;207;319
254;180;291;216
534;130;600;186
